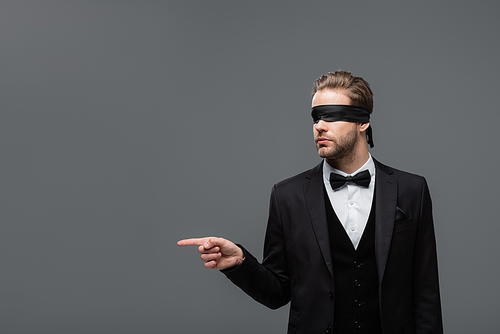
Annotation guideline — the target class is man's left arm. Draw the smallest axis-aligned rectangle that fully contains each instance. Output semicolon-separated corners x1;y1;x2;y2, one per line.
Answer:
413;177;443;333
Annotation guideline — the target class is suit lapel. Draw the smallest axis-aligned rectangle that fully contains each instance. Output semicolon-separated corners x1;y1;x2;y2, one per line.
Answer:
373;159;397;284
303;162;334;278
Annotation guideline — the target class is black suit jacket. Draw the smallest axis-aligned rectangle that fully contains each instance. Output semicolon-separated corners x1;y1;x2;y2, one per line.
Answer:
223;159;443;334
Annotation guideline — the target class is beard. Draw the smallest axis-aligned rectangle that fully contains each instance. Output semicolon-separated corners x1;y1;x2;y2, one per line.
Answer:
316;126;359;162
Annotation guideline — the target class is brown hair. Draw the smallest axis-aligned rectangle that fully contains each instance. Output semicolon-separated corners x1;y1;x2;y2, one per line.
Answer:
312;70;374;114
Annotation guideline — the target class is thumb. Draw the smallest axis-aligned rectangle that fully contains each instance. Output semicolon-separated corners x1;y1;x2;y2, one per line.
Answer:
203;237;225;249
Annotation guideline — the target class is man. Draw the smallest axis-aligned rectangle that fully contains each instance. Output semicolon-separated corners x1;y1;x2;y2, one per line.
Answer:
178;71;443;334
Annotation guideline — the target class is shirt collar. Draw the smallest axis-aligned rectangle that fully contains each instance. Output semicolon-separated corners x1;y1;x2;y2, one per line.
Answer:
323;153;376;181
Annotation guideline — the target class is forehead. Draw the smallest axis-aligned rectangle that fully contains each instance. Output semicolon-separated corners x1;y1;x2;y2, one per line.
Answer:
311;89;351;107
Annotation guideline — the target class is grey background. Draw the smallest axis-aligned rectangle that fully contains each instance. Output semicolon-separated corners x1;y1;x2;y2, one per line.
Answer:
1;0;499;333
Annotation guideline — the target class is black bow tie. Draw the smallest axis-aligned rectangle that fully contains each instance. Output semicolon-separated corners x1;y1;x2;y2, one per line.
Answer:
329;170;371;190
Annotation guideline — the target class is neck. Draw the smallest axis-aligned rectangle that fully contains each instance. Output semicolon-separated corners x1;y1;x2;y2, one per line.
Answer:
326;150;370;174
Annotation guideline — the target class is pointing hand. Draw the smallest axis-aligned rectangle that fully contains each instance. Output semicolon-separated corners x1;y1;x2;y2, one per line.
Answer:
177;237;245;270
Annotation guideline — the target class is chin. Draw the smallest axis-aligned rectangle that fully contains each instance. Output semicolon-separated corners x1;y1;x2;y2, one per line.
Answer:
317;148;333;159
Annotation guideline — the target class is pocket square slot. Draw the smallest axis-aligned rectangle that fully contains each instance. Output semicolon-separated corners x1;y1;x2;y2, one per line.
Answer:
394;217;413;232
395;206;409;222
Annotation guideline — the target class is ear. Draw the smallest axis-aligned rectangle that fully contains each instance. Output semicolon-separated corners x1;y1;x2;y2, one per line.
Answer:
358;122;370;133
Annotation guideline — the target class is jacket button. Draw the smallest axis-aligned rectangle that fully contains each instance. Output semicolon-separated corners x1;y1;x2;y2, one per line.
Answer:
353;261;363;269
354;299;363;307
354;321;362;329
329;290;334;298
326;326;332;334
354;279;362;287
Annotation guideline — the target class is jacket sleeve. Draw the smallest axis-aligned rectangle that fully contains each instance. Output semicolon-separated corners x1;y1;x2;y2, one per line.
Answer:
221;185;291;309
413;177;443;333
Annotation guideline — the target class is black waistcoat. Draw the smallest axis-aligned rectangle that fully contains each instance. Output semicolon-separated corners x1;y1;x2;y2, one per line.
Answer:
324;188;382;334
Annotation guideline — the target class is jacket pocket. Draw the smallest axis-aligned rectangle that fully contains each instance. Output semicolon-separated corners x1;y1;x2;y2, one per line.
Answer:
394;217;413;232
395;206;409;222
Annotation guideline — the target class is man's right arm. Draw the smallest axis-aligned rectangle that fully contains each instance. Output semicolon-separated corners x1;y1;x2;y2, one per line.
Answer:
220;185;291;310
177;186;291;310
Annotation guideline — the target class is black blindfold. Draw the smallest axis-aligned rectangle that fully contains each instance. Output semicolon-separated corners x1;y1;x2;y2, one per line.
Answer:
311;105;374;148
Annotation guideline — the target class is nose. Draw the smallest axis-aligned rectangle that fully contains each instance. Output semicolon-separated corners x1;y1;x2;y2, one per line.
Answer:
314;120;328;132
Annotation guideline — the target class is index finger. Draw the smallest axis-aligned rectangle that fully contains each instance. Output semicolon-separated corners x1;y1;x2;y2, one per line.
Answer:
177;237;210;247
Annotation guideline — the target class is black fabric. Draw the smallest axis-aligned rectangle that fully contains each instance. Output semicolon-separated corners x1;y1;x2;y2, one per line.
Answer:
324;188;382;334
311;104;374;148
329;170;371;191
312;105;370;124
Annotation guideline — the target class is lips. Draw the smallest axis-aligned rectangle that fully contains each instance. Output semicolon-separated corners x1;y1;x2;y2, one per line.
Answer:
316;137;331;145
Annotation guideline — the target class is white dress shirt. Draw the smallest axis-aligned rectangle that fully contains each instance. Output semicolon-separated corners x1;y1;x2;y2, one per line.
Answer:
322;154;376;249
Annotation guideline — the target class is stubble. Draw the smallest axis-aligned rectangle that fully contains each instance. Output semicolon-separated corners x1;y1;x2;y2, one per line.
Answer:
316;127;359;164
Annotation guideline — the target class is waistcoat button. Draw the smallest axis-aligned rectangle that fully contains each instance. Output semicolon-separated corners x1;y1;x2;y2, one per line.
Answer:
353;261;363;269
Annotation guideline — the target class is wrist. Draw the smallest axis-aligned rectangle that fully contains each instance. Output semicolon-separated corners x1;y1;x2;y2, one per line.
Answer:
235;247;245;265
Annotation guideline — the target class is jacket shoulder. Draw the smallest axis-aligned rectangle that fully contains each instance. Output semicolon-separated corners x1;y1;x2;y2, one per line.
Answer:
274;162;322;191
375;159;428;189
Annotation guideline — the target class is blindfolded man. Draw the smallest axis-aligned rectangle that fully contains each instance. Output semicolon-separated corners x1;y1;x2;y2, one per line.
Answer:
178;70;443;334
